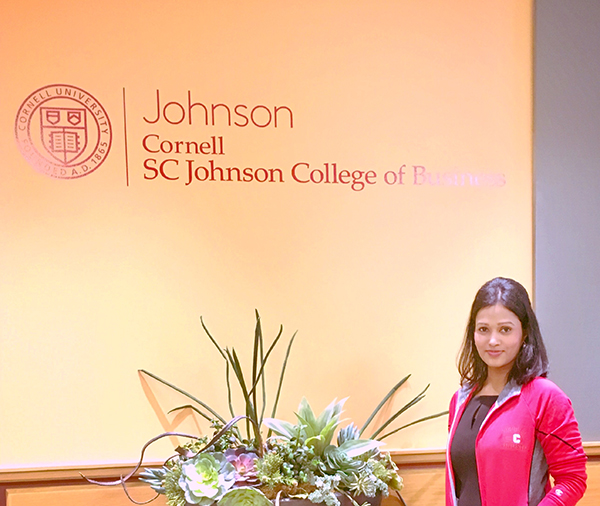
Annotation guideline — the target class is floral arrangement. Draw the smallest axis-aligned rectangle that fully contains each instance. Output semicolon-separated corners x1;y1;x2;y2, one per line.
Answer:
87;312;446;506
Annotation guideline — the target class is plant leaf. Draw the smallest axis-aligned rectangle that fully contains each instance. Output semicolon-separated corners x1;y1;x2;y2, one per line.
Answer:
200;316;227;360
200;317;236;419
224;361;235;420
226;347;258;442
258;313;267;425
251;310;262;429
320;417;343;443
139;369;226;424
167;404;213;422
248;324;284;396
378;410;449;440
359;374;411;436
297;398;318;431
271;330;297;419
304;435;324;444
262;418;297;438
316;398;347;430
337;438;385;457
369;384;430;439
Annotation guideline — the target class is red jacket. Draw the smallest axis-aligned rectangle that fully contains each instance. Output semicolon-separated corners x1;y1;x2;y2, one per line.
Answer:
446;377;587;506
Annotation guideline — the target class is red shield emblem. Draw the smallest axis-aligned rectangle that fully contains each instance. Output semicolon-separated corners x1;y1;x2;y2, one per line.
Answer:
40;107;87;164
67;110;82;125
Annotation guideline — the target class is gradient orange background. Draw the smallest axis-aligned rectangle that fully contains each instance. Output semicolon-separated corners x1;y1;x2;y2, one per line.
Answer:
0;0;533;469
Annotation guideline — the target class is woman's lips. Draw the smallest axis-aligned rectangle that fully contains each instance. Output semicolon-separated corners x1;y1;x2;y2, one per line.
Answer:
486;350;503;357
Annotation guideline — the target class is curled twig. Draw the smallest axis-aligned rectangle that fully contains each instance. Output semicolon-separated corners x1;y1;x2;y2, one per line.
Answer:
81;414;262;495
185;415;249;459
394;490;408;506
81;431;204;486
121;477;161;505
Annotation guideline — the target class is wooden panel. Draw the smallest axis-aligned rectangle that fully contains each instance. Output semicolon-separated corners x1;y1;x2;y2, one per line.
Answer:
0;464;150;484
384;460;600;506
6;483;166;506
2;445;599;506
384;466;445;506
582;460;600;506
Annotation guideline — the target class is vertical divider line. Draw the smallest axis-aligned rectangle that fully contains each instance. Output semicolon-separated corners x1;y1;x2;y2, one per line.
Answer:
122;87;130;187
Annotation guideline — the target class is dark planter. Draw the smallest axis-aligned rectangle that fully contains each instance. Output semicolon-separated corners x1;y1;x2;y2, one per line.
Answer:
276;494;382;506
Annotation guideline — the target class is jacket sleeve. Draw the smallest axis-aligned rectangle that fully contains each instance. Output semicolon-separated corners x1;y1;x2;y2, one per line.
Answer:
533;380;587;506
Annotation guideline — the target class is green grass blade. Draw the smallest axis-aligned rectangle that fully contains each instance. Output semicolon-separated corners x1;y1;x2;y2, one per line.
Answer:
168;404;214;422
259;321;267;425
200;316;228;360
251;310;262;430
369;384;430;439
377;410;449;440
226;347;258;443
139;369;226;424
168;403;243;440
200;316;235;419
225;361;235;419
168;404;243;440
359;374;411;436
225;348;251;438
248;324;284;396
227;348;251;408
270;330;297;419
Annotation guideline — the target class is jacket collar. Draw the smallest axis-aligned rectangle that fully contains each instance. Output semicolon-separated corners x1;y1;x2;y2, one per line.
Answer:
497;379;522;405
457;379;522;409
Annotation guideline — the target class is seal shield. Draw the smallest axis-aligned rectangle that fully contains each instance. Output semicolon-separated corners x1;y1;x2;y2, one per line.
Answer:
40;107;88;164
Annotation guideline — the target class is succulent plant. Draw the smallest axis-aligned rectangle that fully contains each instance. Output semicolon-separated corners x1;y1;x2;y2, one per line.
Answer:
224;448;259;485
178;453;236;505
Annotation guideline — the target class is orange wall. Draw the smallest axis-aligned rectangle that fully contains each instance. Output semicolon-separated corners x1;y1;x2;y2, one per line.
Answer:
0;0;533;468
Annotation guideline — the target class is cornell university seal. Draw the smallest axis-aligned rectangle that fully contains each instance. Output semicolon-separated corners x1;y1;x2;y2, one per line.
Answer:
15;84;112;179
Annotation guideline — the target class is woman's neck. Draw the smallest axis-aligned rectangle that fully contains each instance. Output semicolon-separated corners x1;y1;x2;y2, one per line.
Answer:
479;370;509;395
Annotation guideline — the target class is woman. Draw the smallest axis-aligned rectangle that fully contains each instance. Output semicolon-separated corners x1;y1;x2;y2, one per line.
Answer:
446;277;587;506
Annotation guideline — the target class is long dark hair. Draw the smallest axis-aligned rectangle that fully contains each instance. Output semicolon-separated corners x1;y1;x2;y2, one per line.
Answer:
457;277;549;389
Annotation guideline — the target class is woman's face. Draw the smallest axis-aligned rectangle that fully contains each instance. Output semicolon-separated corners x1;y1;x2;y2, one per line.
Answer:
474;304;524;379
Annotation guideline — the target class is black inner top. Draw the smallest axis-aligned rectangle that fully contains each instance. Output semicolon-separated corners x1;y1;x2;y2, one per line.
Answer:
450;395;498;506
